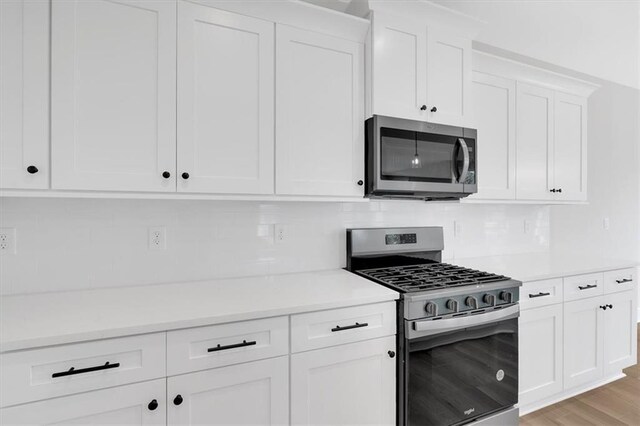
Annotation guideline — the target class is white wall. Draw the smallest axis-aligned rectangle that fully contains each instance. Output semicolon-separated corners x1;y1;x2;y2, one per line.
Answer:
0;198;550;295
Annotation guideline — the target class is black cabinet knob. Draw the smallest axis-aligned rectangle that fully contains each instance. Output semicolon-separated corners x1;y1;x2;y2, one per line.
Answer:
420;105;427;111
607;304;613;309
357;180;363;186
557;188;562;193
173;394;183;406
388;350;396;358
430;106;437;112
27;165;38;174
162;171;171;179
181;172;190;180
550;188;556;193
148;399;158;411
600;305;607;310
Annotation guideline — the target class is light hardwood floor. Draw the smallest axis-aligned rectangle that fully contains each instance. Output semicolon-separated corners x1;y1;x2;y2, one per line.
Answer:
520;328;640;426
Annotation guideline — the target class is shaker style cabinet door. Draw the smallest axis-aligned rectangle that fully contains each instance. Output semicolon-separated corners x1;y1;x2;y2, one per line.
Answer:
51;0;177;192
290;336;396;425
167;356;288;425
563;297;604;389
603;290;637;375
516;82;555;200
275;25;364;197
0;379;166;425
470;72;516;200
177;2;274;194
553;92;587;202
370;11;427;121
519;304;563;406
0;0;49;189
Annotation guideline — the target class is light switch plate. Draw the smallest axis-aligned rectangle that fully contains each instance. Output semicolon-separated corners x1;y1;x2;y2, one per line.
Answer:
0;228;16;254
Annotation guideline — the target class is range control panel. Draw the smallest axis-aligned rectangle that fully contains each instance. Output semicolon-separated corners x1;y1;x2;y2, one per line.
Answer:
406;287;520;320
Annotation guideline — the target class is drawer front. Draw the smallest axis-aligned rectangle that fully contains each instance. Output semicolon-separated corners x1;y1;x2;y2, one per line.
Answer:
604;268;636;294
520;278;563;310
291;302;396;353
0;333;166;408
166;316;288;376
564;273;604;302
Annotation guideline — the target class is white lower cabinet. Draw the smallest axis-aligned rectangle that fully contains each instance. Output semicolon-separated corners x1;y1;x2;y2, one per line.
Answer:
290;336;396;425
519;304;563;406
167;356;289;425
603;290;637;375
0;379;166;425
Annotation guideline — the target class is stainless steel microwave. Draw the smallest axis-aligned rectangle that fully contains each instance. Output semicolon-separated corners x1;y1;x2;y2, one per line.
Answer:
365;115;477;200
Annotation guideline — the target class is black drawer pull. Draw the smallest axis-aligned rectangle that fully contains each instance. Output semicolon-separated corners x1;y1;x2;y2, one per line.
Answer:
207;340;256;353
331;322;368;332
52;361;120;378
615;278;633;284
529;292;551;298
578;284;597;290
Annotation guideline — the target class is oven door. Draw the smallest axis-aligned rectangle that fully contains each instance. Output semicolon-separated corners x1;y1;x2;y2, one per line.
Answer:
404;312;518;426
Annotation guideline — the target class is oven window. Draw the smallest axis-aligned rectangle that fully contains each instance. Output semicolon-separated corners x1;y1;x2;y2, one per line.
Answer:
407;318;518;426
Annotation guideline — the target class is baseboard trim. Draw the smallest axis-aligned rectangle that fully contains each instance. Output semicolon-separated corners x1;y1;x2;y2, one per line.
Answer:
518;372;626;416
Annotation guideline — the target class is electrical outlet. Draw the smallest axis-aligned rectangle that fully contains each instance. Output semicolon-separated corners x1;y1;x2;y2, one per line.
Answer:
523;220;531;234
148;227;166;250
0;228;16;254
274;224;287;243
453;221;462;237
603;217;610;230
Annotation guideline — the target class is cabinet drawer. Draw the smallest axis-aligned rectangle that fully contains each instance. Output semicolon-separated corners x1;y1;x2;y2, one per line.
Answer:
291;302;396;353
604;268;636;294
564;273;604;301
0;333;165;408
520;278;563;310
166;316;288;375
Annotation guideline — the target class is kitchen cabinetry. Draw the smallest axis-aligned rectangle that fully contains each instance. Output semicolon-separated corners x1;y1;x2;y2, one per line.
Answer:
563;295;603;389
177;2;274;194
602;290;637;375
553;92;587;201
275;25;364;196
291;336;396;425
0;0;49;189
51;0;177;192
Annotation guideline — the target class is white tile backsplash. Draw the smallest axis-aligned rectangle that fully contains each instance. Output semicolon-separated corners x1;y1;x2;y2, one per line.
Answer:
0;198;550;295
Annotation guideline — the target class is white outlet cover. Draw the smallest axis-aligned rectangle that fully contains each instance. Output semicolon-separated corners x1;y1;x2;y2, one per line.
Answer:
274;224;287;243
0;228;16;254
148;227;166;250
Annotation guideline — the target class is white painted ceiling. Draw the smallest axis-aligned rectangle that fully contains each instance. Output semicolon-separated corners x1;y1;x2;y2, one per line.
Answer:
302;0;640;89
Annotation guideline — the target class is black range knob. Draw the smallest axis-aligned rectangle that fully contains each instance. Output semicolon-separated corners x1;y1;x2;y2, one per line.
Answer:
499;291;513;303
446;299;459;313
27;165;38;174
148;399;158;411
357;180;363;186
162;171;171;179
173;394;183;406
181;172;190;180
465;296;478;309
388;350;396;358
430;106;437;112
483;294;496;306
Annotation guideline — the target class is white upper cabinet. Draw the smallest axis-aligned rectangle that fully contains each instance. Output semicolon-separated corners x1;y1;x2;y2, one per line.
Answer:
0;0;49;189
470;71;516;200
275;24;364;197
177;2;274;194
51;0;177;192
553;92;587;201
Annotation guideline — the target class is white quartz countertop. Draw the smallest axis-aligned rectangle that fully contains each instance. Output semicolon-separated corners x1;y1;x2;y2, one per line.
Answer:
449;252;638;283
0;270;398;353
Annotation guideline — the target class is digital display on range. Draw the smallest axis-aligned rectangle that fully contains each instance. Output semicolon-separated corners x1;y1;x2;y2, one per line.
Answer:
385;233;417;245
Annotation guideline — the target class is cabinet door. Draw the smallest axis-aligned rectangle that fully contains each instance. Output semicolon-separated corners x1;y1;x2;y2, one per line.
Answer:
167;356;288;425
291;336;395;425
553;92;587;201
0;379;166;425
51;0;176;192
519;304;563;406
516;82;555;200
276;25;364;197
603;290;637;375
426;28;472;126
0;0;49;189
370;11;427;120
470;72;516;199
177;2;274;194
564;297;604;389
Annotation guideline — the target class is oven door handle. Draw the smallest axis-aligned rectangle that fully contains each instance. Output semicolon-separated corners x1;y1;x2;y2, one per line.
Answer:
412;305;519;334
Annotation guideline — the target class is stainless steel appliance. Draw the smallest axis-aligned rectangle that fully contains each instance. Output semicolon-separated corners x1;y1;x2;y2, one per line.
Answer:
365;115;477;200
346;227;521;426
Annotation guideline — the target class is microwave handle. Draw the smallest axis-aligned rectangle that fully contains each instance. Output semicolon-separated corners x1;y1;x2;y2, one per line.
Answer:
457;138;470;184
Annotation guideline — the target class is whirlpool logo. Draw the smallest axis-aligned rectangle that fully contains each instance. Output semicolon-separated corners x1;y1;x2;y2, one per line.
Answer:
464;408;475;416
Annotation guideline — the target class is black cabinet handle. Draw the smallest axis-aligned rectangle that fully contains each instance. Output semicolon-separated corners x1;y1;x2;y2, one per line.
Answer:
607;304;613;309
578;284;597;290
207;340;256;353
557;188;562;193
420;105;427;111
388;350;396;358
600;305;607;310
27;165;38;174
181;172;190;180
529;292;551;298
148;399;158;411
162;171;171;179
357;180;363;186
52;361;120;378
430;106;437;112
331;322;368;332
616;278;633;284
173;395;183;406
550;188;556;193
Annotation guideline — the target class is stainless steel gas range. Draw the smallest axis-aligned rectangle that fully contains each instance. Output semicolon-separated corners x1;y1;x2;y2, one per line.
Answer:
347;227;521;426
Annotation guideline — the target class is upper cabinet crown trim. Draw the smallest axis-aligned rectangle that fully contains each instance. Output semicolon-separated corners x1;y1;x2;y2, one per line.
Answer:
473;51;600;98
